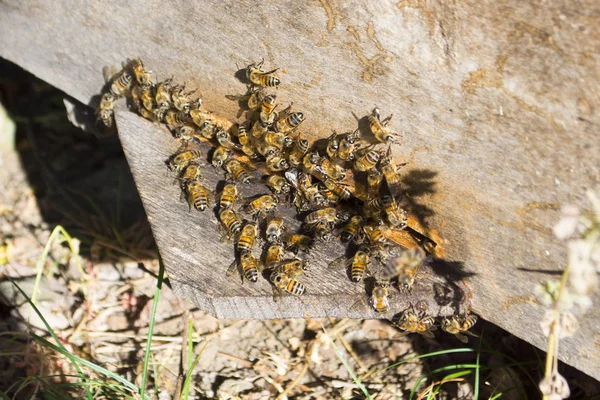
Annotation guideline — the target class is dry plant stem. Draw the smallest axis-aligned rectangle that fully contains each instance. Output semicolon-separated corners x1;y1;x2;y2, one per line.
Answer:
217;351;254;368
542;262;570;400
174;310;190;400
416;378;465;400
336;332;368;374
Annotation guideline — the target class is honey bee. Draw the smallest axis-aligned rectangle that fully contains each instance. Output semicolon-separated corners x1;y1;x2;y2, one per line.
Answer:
380;147;406;198
165;109;190;126
235;123;250;146
275;112;304;134
168;150;203;173
185;180;210;211
367;169;383;199
178;164;202;184
265;217;285;243
363;225;388;245
228;252;260;283
212;146;233;168
351;246;371;282
246;86;264;110
354;147;381;172
285;234;313;254
341;215;364;243
270;270;306;296
370;279;391;313
237;223;258;252
219;208;243;238
138;84;155;111
190;108;217;129
338;129;361;161
266;155;290;172
265;174;291;195
259;95;278;125
170;84;196;113
322;178;353;200
172;125;200;146
250;120;269;139
155;78;173;111
246;60;281;88
383;247;425;291
215;129;243;152
288;139;309;167
368;108;398;144
304;207;338;227
256;141;279;158
109;71;133;97
264;131;293;150
129;58;154;86
265;243;285;267
313;221;333;241
382;195;407;228
302;153;328;181
225;159;252;184
440;314;478;343
319;184;339;204
275;258;308;276
394;302;437;338
326;131;340;160
218;182;238;209
241;144;261;159
320;158;346;181
246;194;278;218
97;93;115;127
138;106;159;122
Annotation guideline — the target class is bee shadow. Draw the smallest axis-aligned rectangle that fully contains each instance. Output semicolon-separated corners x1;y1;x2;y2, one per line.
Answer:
427;258;475;312
233;68;251;86
400;168;438;225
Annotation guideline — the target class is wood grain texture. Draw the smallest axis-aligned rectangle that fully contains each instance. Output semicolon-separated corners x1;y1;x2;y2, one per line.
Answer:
1;0;598;378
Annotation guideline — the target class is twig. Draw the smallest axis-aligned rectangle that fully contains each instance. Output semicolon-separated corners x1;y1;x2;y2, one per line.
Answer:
276;362;309;400
336;332;368;374
217;351;254;368
416;378;465;400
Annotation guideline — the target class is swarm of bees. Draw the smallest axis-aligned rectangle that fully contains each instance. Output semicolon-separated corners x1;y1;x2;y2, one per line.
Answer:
97;57;477;341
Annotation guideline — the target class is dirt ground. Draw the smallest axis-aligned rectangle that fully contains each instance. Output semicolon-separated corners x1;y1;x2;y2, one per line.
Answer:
0;58;598;399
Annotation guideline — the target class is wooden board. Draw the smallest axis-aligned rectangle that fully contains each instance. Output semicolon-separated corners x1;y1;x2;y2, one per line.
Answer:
1;0;599;378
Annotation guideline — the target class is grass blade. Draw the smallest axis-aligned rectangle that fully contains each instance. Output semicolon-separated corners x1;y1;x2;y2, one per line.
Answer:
140;252;165;399
181;341;209;399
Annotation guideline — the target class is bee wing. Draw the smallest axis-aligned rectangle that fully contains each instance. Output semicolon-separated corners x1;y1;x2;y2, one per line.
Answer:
419;331;435;339
328;255;350;269
455;333;469;343
395;330;411;338
464;330;479;338
226;259;240;279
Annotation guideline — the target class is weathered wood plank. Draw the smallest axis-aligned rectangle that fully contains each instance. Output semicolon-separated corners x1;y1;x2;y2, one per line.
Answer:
1;0;599;378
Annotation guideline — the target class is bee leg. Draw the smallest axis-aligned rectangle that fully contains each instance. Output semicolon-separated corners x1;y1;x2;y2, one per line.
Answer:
382;114;393;125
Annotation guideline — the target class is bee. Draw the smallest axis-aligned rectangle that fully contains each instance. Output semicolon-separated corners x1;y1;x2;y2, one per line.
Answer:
302;153;328;180
285;234;313;254
288;139;309;167
212;146;233;168
382;195;407;228
165;109;190;126
228;252;260;283
363;225;388;245
380;147;406;198
304;207;338;227
219;208;243;237
354;147;381;172
225;159;252;184
259;95;278;125
179;164;202;184
394;302;437;338
97;93;115;128
241;144;260;159
367;169;383;199
265;243;285;267
265;174;291;195
246;86;264;110
215;129;243;152
155;78;173;111
246;194;278;218
276;258;308;276
219;182;238;209
246;60;280;88
320;158;346;181
264;131;293;150
185;180;210;211
440;314;478;343
313;221;333;241
266;155;290;172
129;58;154;86
351;246;371;282
265;217;285;243
237;223;258;252
170;84;196;113
275;112;304;134
109;71;132;97
383;247;425;291
190;108;217;129
326;131;340;160
138;106;159;122
250;120;269;139
319;183;339;204
322;178;352;200
368;108;398;144
338;129;361;161
270;270;306;296
342;215;364;243
235;123;250;146
370;279;390;313
256;141;279;158
168;150;203;173
138;84;155;111
172;124;200;145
